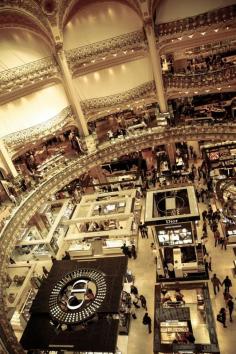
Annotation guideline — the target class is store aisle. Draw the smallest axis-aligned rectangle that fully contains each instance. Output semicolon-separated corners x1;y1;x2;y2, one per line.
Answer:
126;223;156;354
126;191;236;354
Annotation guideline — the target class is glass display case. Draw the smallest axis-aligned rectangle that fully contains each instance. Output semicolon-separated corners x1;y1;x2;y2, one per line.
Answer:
160;321;189;343
68;241;93;257
155;222;193;247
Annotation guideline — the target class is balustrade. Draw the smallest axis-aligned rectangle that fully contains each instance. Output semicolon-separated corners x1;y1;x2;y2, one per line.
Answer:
155;5;236;38
65;30;147;71
164;65;236;89
0;56;60;97
3;106;74;155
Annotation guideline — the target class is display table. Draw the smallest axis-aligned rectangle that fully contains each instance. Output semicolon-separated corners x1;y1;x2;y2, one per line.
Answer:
103;239;130;255
68;243;93;257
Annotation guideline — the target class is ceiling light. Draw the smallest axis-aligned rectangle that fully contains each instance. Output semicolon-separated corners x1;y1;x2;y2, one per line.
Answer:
131;49;134;53
113;53;117;57
217;87;221;91
214;28;219;32
226;26;229;30
185;91;189;94
205;89;210;93
201;32;206;36
171;39;174;42
228;85;231;88
188;34;194;38
178;37;182;40
102;57;106;60
123;51;127;54
91;59;95;63
194;91;198;94
83;63;86;66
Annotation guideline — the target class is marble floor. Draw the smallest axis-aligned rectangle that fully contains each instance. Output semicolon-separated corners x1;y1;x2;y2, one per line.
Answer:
124;193;236;354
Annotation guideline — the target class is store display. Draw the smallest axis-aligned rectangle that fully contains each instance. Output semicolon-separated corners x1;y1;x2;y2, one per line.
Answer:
119;291;131;335
156;223;193;246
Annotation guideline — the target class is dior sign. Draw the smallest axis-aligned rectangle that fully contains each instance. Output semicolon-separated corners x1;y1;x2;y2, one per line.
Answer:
49;269;107;324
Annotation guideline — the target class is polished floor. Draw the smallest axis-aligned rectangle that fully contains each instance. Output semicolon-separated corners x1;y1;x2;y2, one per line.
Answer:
123;179;236;354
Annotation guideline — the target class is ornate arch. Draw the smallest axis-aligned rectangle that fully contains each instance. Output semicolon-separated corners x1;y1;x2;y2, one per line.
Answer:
0;7;54;48
59;0;143;33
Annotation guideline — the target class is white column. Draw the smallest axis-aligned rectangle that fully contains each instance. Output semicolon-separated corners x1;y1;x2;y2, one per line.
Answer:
0;140;18;178
56;49;89;137
144;19;168;113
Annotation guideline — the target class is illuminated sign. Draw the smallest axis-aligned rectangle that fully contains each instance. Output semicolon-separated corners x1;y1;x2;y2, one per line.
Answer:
49;269;107;324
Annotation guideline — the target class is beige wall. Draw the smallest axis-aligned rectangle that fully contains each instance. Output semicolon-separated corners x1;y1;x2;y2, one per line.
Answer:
0;84;68;138
74;57;153;100
63;1;142;50
0;28;51;71
155;0;236;24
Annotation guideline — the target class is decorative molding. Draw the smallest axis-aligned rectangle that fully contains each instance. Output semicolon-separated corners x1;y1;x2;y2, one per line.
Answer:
3;106;75;155
2;124;236;352
155;5;236;39
65;30;147;72
81;81;156;113
0;56;61;101
164;65;236;91
0;0;53;43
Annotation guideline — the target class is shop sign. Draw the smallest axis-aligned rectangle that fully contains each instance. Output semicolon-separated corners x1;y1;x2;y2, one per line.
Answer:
165;219;178;224
49;268;107;324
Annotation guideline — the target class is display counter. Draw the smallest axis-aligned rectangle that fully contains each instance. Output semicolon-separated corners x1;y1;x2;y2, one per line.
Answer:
155;222;194;247
68;242;93;257
154;283;220;354
5;264;35;309
103;239;131;255
12;200;71;262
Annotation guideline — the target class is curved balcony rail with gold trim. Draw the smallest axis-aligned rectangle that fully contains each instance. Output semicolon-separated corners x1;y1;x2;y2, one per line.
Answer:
164;64;236;91
155;5;236;38
0;56;61;102
65;30;147;73
2;123;236;352
81;80;156;115
2;106;75;157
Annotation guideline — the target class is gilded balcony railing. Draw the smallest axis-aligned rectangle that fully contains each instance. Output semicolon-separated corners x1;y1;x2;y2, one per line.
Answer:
65;30;147;71
164;65;236;90
3;106;74;155
155;5;236;38
81;81;155;113
0;56;60;97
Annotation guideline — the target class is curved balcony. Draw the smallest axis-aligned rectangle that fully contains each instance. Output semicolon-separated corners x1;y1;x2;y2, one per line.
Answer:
81;81;156;117
66;30;147;75
0;56;61;103
164;64;236;91
155;5;236;38
2;123;236;352
3;106;75;158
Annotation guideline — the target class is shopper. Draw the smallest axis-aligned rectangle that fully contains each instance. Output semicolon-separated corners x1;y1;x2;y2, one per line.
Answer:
222;276;232;293
211;274;222;295
42;266;49;277
139;295;147;310
131;285;139;298
175;289;185;303
214;229;220;247
217;308;227;328
167;261;175;278
131;244;137;259
143;224;148;238
227;298;234;322
203;252;212;272
223;290;233;305
142;312;152;333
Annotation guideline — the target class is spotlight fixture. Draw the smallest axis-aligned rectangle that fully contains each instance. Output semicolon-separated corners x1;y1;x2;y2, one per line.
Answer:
188;34;194;38
214;28;219;32
201;32;206;36
177;37;182;40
